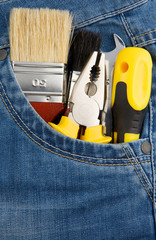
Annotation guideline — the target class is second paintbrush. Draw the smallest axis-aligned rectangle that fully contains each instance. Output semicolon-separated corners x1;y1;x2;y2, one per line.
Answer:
67;29;101;106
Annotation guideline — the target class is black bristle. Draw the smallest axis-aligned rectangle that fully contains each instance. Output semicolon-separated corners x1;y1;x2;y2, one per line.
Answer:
68;29;101;72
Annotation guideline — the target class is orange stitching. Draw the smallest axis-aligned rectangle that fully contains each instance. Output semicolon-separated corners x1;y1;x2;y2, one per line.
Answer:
74;0;148;28
131;29;156;40
127;146;153;192
120;144;153;202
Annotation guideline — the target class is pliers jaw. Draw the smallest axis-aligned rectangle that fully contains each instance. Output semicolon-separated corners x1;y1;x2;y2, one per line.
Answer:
69;51;105;128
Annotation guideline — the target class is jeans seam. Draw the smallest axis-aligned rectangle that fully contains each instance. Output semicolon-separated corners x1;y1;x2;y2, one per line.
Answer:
131;29;156;39
149;98;156;213
0;44;9;49
127;146;153;191
120;14;156;47
134;39;156;47
74;0;148;29
127;145;153;198
120;13;137;46
149;100;152;151
120;144;153;201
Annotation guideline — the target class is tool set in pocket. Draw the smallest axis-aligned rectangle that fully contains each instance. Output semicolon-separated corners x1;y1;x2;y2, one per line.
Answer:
49;34;152;143
9;8;153;144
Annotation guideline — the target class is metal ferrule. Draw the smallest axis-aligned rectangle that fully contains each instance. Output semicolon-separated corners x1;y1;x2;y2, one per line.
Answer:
12;61;67;103
67;70;80;107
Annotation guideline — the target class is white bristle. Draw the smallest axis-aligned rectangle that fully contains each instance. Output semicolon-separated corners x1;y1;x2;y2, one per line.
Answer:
10;8;73;63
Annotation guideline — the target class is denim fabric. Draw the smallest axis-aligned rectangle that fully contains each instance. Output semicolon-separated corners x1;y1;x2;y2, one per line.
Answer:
0;0;156;239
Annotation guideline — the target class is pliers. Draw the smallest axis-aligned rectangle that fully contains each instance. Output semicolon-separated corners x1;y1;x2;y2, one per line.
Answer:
49;50;112;143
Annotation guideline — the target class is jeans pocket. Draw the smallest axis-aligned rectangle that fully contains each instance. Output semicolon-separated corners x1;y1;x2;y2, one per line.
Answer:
0;47;155;239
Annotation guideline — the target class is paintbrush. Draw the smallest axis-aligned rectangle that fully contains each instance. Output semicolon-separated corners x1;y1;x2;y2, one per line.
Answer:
9;8;73;122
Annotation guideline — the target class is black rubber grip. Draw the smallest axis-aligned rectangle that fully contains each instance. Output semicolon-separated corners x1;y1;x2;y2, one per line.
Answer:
112;82;147;143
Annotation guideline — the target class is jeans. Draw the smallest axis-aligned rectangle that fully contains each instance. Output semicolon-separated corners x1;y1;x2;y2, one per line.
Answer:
0;0;156;239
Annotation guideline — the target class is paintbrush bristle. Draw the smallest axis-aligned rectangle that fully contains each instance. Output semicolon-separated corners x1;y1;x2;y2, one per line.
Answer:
10;8;73;63
69;30;101;72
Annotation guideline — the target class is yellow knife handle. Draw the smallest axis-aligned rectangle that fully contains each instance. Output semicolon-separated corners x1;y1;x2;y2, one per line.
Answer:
111;47;152;143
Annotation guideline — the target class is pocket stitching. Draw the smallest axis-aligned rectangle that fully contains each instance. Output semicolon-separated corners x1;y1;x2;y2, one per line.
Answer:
135;39;156;48
127;145;153;191
120;13;137;46
0;77;152;164
74;0;148;29
0;86;152;165
121;144;153;201
0;44;9;50
131;29;156;40
120;12;156;47
0;92;151;166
